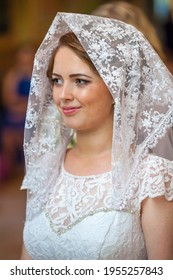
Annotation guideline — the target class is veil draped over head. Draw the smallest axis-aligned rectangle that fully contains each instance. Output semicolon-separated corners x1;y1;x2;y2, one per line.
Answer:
22;13;173;216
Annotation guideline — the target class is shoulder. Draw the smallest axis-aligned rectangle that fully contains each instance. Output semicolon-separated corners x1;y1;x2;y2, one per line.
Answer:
123;154;173;212
139;154;173;199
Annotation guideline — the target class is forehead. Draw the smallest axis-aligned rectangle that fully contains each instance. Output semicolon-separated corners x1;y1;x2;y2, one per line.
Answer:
53;46;95;74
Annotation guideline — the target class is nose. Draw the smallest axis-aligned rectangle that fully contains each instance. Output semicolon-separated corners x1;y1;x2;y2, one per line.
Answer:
58;82;73;101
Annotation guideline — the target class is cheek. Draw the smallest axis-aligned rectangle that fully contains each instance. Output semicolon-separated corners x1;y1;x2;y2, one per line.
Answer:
97;92;113;110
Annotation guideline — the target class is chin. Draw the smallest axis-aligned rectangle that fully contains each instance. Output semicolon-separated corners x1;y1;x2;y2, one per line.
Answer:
64;122;82;130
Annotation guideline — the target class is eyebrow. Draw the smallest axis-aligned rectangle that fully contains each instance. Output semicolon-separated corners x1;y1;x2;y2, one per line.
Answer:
52;73;93;79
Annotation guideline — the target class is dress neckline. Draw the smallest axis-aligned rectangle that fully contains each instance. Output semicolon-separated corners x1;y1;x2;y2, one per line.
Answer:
62;162;112;179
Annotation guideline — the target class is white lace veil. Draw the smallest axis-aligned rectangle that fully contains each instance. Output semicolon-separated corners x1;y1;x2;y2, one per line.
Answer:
22;13;173;214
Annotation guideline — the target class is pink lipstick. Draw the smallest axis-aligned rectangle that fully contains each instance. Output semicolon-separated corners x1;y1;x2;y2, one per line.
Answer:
62;106;81;115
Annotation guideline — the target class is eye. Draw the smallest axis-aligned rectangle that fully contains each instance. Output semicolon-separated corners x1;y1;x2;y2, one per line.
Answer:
75;79;90;86
50;77;63;86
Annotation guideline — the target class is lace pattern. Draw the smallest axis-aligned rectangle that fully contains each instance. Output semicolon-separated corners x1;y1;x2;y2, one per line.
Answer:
21;13;173;219
44;168;113;234
123;155;173;211
23;210;147;259
26;155;173;235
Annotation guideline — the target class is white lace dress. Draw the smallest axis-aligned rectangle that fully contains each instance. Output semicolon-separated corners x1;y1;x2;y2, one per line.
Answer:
23;155;173;260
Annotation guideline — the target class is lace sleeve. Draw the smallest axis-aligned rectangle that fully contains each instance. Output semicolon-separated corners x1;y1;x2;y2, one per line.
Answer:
123;155;173;211
138;155;173;207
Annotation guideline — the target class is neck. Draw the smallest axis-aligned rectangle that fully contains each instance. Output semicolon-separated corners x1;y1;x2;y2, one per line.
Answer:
74;122;113;157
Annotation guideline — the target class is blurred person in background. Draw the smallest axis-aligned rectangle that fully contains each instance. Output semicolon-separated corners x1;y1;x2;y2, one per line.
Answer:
0;43;35;180
92;1;167;64
164;11;173;74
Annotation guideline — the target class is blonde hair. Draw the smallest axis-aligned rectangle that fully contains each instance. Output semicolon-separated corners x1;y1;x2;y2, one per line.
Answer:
92;1;166;62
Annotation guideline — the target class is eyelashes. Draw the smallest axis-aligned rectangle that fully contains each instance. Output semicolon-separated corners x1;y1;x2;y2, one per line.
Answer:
75;79;90;85
50;77;63;85
50;77;90;86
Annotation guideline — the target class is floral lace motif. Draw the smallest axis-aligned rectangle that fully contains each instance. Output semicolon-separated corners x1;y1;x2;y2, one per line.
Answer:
23;210;147;259
20;13;173;260
21;13;173;219
44;168;113;234
123;155;173;211
42;155;173;234
141;156;173;200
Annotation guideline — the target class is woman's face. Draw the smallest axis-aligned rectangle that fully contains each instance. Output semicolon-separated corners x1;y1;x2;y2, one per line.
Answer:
52;46;114;132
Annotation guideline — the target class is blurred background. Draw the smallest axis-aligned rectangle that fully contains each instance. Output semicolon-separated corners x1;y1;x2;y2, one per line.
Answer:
0;0;173;260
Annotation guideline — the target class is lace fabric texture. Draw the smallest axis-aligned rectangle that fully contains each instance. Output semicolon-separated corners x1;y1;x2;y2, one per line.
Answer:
24;210;147;260
44;168;113;234
21;13;173;259
23;154;172;259
25;154;173;228
45;155;173;233
22;13;173;213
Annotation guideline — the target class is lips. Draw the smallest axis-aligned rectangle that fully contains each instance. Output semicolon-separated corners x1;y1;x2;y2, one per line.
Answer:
61;106;81;115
